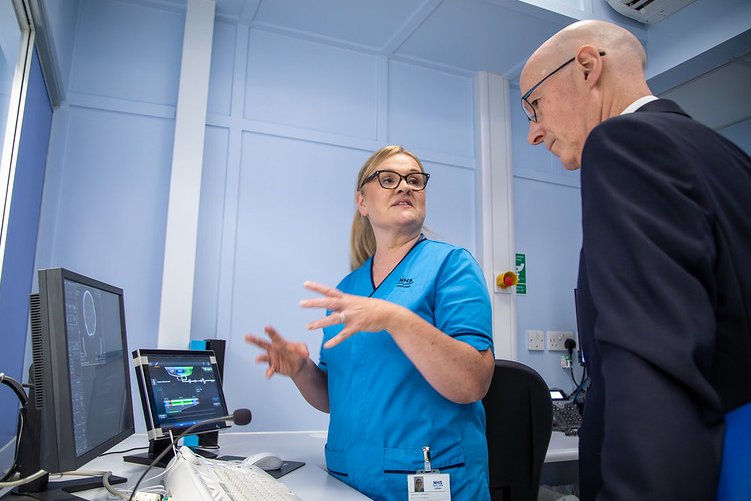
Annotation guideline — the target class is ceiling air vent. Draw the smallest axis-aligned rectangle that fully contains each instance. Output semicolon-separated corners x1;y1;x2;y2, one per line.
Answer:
606;0;696;24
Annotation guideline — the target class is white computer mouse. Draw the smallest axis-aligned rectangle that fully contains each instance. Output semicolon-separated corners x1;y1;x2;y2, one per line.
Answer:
243;452;283;471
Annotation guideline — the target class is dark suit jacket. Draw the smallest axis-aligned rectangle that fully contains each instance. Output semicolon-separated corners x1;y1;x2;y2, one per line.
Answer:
576;99;751;500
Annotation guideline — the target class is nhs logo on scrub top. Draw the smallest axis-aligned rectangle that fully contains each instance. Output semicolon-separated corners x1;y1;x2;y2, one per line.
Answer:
396;277;414;288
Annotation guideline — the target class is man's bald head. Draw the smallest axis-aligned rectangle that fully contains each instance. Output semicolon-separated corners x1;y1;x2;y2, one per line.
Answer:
527;20;646;79
520;20;653;169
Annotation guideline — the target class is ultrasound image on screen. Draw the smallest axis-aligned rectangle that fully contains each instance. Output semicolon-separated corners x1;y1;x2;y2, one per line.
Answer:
146;356;226;431
64;279;128;457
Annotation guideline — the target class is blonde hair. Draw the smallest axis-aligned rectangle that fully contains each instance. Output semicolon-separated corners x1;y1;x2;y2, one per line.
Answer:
349;145;425;270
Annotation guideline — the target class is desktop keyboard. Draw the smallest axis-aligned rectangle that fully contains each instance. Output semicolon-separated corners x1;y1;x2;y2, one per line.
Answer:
164;446;301;501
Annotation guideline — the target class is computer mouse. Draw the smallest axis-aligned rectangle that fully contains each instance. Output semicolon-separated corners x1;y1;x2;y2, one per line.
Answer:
243;452;283;471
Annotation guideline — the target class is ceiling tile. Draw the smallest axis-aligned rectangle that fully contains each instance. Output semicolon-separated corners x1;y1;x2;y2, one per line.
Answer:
250;0;426;49
394;0;569;75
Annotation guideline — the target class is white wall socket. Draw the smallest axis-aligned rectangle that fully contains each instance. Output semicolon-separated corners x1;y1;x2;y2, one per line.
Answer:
547;330;575;351
527;330;545;351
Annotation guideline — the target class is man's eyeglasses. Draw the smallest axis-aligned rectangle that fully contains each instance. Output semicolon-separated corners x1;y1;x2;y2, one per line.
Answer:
521;51;606;122
360;170;430;191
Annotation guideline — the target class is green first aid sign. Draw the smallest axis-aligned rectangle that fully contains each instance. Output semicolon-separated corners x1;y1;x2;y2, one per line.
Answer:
516;253;526;295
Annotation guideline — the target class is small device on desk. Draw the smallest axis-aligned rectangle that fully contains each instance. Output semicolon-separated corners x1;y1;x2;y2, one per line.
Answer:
126;349;232;467
165;446;301;501
550;388;582;436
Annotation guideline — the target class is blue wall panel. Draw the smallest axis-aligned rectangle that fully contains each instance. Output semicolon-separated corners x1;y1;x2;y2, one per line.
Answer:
423;160;476;254
208;21;236;117
225;133;360;431
71;0;184;105
36;106;173;363
244;30;379;140
513;176;583;392
388;60;474;160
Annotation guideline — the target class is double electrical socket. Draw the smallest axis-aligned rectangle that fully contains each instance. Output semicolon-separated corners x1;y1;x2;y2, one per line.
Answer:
526;330;575;351
547;330;575;351
527;330;545;351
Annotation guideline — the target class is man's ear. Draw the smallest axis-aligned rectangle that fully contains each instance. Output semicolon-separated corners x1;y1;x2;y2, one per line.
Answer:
356;191;368;216
576;45;603;88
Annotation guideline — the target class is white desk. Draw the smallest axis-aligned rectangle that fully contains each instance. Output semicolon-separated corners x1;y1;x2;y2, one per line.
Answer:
82;432;370;500
2;431;578;500
545;431;579;463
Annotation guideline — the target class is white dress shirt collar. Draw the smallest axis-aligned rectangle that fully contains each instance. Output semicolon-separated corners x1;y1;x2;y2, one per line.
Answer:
621;95;659;115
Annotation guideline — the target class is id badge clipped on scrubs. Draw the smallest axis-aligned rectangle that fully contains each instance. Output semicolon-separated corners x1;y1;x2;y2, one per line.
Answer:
407;446;451;501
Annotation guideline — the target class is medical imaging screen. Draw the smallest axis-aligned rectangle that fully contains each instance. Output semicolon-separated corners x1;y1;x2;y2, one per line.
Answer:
143;354;228;431
64;278;129;457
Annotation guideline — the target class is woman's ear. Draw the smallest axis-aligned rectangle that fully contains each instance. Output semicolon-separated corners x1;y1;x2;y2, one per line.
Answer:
356;191;368;217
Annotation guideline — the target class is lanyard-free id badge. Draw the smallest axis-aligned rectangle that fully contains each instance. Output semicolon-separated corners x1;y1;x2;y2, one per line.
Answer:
407;446;451;501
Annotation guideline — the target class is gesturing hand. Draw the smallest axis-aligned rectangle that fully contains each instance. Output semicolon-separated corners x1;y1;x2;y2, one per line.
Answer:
245;326;310;379
300;280;400;349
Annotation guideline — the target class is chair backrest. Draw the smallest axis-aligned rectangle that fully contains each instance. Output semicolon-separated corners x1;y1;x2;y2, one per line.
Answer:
482;359;553;501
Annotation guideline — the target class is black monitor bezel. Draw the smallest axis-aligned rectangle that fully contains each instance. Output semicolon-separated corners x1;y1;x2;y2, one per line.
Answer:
34;267;135;473
131;348;231;440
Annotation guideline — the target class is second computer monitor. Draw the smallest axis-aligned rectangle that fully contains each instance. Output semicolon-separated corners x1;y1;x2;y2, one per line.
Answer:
132;349;230;442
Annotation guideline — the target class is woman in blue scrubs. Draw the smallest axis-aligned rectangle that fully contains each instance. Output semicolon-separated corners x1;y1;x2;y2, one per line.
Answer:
246;145;494;501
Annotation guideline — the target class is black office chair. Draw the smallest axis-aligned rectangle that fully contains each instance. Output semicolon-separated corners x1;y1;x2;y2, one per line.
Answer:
482;359;553;501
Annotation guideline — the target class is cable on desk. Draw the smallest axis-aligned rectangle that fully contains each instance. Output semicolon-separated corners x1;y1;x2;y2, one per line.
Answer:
60;470;163;500
0;469;47;488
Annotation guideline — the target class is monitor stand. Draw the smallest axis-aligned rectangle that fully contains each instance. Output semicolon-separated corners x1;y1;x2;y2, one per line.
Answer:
123;437;217;468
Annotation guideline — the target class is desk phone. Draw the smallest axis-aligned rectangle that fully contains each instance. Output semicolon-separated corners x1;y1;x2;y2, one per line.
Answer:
552;402;582;435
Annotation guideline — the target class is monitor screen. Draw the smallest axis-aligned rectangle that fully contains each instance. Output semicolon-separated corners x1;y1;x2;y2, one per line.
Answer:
132;349;230;441
19;268;134;494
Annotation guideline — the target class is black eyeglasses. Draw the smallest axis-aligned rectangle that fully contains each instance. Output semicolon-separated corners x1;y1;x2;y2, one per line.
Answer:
360;170;430;191
521;51;606;122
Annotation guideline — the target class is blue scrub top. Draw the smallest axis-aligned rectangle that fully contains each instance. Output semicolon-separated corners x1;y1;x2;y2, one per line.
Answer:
319;238;493;501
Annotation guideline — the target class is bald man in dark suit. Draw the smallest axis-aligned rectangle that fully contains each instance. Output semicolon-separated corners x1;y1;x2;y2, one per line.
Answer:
520;19;751;501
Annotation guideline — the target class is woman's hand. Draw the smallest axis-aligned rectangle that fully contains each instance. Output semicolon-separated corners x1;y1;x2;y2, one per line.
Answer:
300;281;402;348
245;326;310;379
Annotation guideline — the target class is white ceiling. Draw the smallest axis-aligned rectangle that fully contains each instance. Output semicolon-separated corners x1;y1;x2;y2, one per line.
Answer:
159;0;749;130
199;0;576;79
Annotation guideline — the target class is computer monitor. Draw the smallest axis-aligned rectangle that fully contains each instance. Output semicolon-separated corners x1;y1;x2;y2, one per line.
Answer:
125;349;230;467
15;268;134;499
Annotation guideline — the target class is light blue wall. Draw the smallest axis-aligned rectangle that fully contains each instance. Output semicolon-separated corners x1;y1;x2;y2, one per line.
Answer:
28;0;750;433
33;0;184;427
35;3;478;432
195;23;478;431
509;84;585;393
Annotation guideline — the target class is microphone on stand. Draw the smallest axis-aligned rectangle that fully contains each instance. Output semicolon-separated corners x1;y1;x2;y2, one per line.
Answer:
127;409;252;501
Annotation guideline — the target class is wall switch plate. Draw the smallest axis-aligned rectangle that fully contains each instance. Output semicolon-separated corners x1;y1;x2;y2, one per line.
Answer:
547;330;575;351
527;330;545;351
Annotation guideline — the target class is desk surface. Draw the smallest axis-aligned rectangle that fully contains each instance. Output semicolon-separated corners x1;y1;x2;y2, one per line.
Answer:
2;430;578;500
546;431;579;463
